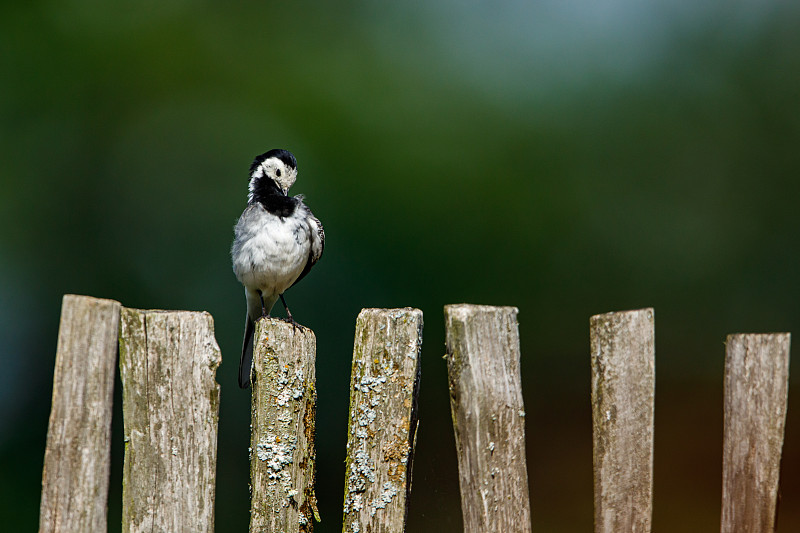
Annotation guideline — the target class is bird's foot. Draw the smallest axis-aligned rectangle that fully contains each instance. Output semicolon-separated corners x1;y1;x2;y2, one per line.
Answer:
279;294;301;333
282;313;303;333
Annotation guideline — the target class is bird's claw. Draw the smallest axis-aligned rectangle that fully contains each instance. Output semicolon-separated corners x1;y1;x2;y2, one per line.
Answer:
283;315;302;333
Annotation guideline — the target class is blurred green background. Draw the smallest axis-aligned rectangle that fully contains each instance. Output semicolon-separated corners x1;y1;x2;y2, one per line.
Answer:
2;1;799;531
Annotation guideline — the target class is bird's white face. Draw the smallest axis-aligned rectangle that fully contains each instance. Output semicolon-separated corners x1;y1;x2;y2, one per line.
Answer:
249;156;298;200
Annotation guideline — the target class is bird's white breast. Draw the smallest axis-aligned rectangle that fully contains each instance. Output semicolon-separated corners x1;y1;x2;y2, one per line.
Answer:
232;205;310;296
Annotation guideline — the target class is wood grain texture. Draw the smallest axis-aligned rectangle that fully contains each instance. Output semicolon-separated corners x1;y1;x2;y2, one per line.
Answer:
721;333;791;533
119;308;222;533
342;308;423;533
249;318;318;533
590;308;655;533
39;295;121;533
444;304;531;533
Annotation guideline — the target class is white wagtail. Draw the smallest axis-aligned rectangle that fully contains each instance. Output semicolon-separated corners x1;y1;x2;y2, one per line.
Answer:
231;149;324;388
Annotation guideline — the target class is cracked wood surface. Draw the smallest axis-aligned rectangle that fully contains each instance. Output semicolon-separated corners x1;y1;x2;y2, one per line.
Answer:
249;318;318;533
721;333;791;533
39;295;121;533
342;308;423;533
445;304;531;533
590;308;655;533
119;308;221;533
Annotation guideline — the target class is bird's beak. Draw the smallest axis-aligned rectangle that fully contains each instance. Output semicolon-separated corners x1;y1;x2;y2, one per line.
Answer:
281;187;289;196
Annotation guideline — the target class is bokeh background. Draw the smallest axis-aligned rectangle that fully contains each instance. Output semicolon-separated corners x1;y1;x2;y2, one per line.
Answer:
2;1;800;531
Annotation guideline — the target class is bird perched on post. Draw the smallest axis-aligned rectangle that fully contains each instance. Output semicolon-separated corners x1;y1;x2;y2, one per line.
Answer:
231;149;324;388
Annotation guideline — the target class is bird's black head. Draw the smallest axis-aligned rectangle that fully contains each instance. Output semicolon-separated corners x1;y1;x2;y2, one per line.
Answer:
248;149;298;202
250;149;297;176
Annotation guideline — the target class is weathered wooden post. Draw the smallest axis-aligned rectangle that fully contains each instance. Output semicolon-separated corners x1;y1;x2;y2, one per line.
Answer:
590;308;655;533
720;333;791;533
249;318;318;533
39;295;121;533
119;308;222;533
342;308;423;533
444;304;531;533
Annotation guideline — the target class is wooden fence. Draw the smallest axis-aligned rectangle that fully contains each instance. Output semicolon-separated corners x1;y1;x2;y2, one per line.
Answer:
39;295;791;532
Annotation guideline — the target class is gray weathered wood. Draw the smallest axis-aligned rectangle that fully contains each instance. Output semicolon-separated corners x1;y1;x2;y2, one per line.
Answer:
250;318;318;533
720;333;791;533
590;308;655;533
39;295;121;533
444;304;531;533
119;308;222;533
342;308;423;533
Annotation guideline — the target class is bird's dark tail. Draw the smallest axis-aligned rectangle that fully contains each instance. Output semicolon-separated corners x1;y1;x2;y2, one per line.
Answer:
239;316;255;388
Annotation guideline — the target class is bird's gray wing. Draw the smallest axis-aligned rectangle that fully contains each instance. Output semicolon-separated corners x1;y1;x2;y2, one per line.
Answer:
289;208;324;288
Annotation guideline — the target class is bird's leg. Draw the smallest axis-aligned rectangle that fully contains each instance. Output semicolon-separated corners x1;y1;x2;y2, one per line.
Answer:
279;294;294;321
280;294;301;332
258;290;267;317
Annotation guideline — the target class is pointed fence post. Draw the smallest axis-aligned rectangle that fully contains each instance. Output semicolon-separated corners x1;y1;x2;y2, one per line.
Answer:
590;308;655;533
444;304;531;533
720;333;791;533
249;318;318;533
119;308;222;533
342;308;423;533
39;295;121;533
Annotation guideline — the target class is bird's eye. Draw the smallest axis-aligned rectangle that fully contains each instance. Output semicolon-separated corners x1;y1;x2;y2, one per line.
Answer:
276;169;282;177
